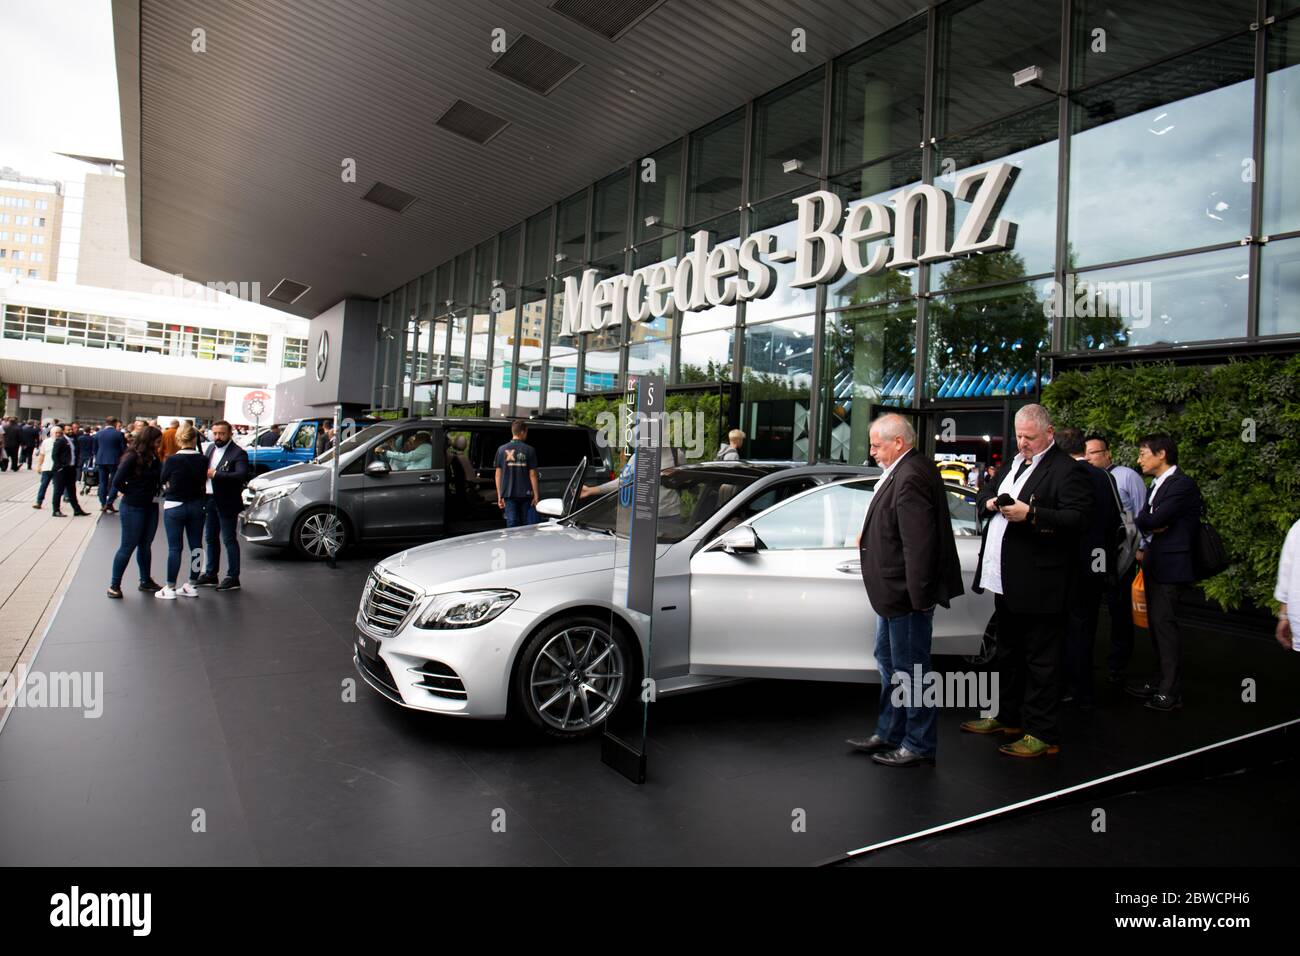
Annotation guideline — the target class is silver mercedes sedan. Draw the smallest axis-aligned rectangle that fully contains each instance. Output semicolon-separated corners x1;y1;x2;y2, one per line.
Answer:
353;461;992;738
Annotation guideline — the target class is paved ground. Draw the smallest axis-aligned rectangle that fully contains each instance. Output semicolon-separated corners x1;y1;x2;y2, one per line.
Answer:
0;467;100;689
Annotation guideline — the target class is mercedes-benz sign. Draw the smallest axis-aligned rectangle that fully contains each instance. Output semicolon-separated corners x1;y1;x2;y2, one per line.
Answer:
315;330;329;382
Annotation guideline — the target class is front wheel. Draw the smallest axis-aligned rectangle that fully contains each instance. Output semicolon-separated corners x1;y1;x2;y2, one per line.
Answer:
292;508;350;560
512;616;636;739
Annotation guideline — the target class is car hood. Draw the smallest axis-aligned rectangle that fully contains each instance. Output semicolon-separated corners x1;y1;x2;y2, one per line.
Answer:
377;522;666;600
249;462;327;486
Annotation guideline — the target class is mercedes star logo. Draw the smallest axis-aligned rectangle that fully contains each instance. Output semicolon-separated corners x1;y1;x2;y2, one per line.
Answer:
315;330;329;382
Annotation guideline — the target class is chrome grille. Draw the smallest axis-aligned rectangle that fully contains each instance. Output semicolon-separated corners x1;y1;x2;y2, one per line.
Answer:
359;571;419;634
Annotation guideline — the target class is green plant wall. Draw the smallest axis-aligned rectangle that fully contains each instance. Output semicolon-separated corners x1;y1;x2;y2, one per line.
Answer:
1042;356;1300;613
574;389;723;466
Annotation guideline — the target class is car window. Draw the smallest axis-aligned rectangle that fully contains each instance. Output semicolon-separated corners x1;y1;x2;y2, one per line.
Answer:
530;428;595;468
569;469;759;544
710;477;820;539
748;482;876;551
367;428;439;472
947;485;979;536
469;427;511;469
316;423;388;464
291;423;317;450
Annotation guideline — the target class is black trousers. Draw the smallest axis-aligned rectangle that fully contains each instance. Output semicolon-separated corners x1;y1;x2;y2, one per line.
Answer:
1064;573;1104;706
5;447;19;471
51;466;82;514
993;593;1066;745
1145;579;1184;698
1105;564;1138;674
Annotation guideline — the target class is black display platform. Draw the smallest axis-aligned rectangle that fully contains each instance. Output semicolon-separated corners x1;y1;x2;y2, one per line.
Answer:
1;515;1297;865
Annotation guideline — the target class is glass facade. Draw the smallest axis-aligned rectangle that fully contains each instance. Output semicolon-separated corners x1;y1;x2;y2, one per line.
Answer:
371;0;1300;461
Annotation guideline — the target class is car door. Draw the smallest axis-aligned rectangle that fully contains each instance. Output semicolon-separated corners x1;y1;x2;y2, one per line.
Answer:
688;481;879;682
359;426;445;539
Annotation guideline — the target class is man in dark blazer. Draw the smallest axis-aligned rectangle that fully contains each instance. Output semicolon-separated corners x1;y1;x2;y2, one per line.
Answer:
847;413;963;768
963;404;1093;757
196;420;250;592
1057;427;1119;710
94;418;127;512
48;427;90;517
1127;434;1202;711
19;420;39;469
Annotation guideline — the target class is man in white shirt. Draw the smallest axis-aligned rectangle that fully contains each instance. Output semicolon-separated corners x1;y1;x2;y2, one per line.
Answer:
1274;518;1300;652
32;431;69;510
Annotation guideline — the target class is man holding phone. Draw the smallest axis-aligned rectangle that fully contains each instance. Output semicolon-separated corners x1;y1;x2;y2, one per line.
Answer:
964;404;1093;758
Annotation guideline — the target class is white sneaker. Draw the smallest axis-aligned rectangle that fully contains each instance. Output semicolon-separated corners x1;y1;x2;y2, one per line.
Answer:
177;583;199;598
155;586;177;600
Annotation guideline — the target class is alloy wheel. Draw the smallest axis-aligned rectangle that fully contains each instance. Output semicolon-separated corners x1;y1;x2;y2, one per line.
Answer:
529;626;625;732
299;512;344;558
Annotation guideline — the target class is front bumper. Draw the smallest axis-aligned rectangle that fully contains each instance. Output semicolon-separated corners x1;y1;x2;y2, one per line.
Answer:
352;605;536;718
238;494;297;547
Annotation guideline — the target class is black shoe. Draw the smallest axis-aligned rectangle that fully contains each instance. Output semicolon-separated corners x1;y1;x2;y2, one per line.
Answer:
215;577;241;592
106;586;123;599
72;509;90;517
194;573;219;588
138;579;163;592
51;511;65;517
1106;670;1126;686
1145;693;1182;712
871;746;935;768
846;734;897;754
1125;681;1158;700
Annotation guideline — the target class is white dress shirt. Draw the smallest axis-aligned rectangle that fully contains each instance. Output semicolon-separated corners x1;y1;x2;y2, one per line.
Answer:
982;442;1054;596
205;440;232;495
1275;518;1300;648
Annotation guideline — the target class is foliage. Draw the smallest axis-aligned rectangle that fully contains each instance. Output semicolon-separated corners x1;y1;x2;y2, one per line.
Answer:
1042;356;1300;612
574;388;723;465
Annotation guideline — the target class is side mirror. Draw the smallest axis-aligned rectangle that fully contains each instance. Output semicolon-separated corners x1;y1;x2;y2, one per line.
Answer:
719;526;759;554
536;498;563;518
365;460;389;476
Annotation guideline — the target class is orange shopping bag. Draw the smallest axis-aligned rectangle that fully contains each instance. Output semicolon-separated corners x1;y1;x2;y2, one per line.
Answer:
1131;568;1148;629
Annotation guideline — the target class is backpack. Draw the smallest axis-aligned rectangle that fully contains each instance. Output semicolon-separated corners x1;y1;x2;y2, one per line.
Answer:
1106;470;1140;581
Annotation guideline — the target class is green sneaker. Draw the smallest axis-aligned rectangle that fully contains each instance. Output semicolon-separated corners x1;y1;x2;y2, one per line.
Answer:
959;717;1022;736
998;734;1061;757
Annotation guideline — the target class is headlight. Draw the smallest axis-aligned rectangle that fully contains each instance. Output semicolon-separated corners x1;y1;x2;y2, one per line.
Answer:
255;482;299;505
415;589;518;629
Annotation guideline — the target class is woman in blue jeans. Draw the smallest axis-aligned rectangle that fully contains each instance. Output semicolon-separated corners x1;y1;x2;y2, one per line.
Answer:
157;423;209;600
106;425;164;598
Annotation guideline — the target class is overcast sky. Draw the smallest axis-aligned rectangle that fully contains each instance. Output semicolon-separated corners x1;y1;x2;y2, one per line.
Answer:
0;0;121;183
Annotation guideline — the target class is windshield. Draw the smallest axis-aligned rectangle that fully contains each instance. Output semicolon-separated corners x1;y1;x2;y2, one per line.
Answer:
276;422;301;448
568;469;759;544
315;423;389;464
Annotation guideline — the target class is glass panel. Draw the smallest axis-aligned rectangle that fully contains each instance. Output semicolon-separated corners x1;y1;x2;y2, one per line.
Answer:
500;225;522;289
741;316;815;460
832;17;928;173
827;153;923;309
1063;247;1250;348
453;251;472;307
582;347;621;392
473;239;495;305
931;101;1058;289
1260;237;1300;336
556;190;588;265
627;339;670;383
591;169;629;260
687;108;745;224
1068;35;1255;267
634;139;683;244
678;212;739;334
419;271;434;316
1264;19;1300;234
926;280;1049;400
936;0;1062;135
1071;0;1255;88
584;253;626;349
435;262;453;315
548;268;580;382
746;194;818;323
517;291;546;348
750;69;825;200
629;236;678;343
821;299;916;464
678;328;736;384
488;366;511;416
750;482;877;550
523;210;551;284
493;289;517;370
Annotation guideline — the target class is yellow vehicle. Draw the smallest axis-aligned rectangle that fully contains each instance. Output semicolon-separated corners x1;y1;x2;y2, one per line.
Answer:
937;458;977;484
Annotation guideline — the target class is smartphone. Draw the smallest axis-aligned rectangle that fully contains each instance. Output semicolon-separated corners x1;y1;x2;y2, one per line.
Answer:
996;493;1016;508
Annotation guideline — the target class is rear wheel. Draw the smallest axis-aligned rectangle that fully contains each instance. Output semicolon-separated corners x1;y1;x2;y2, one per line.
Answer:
512;616;636;739
963;613;998;666
292;508;350;560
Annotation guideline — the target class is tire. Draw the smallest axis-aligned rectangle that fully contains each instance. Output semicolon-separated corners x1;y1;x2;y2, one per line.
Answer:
291;507;350;560
963;612;998;667
512;615;638;739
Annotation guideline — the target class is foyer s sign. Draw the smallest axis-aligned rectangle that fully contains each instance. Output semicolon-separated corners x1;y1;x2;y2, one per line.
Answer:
562;163;1020;337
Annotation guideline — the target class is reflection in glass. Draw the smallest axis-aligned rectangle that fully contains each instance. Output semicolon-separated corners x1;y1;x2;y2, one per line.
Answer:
926;280;1049;400
688;109;745;223
591;169;629;260
1069;36;1255;267
556;191;587;265
1260;238;1300;336
677;213;738;335
1065;247;1249;349
741;317;815;460
821;300;916;464
832;17;927;173
751;70;825;201
472;239;495;304
678;328;735;384
627;339;670;384
828;154;921;309
1265;21;1300;235
635;140;683;244
583;347;621;392
747;196;817;323
523;210;551;284
629;236;678;344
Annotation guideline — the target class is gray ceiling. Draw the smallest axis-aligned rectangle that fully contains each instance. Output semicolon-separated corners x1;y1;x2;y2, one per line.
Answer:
113;0;929;319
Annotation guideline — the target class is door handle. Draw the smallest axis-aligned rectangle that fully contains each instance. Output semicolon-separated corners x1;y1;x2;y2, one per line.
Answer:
418;474;440;483
835;561;861;575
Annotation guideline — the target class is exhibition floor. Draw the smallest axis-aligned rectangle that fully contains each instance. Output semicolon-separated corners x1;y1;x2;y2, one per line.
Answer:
0;515;1296;866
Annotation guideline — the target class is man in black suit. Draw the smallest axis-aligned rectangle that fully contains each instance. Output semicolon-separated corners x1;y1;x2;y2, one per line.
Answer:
1127;434;1202;711
19;420;39;469
49;427;90;517
195;420;251;592
1056;427;1119;710
963;404;1093;757
847;413;963;767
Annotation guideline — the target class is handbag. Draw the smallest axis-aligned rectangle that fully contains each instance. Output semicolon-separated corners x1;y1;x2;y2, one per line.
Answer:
1131;568;1148;629
1192;504;1230;580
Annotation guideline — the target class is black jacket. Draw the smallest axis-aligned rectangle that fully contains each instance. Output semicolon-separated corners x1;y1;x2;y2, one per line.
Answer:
1135;468;1202;585
110;451;162;507
3;426;19;452
1075;459;1120;583
50;436;75;470
858;448;964;617
972;444;1093;614
205;441;251;515
19;424;38;450
160;450;208;502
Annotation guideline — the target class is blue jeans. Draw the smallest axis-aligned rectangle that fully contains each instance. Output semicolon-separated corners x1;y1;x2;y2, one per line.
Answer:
203;498;240;579
97;465;117;507
873;609;937;757
503;498;537;528
35;470;71;506
111;502;159;587
163;499;206;586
